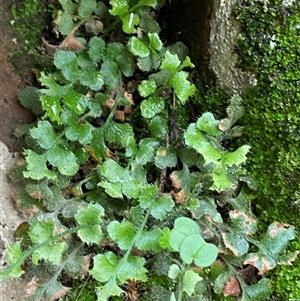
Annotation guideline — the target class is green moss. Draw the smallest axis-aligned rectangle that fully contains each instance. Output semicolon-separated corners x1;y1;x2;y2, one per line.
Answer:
235;0;300;203
9;0;56;75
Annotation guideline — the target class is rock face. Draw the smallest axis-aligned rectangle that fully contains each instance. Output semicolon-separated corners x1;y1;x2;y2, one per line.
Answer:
209;0;257;94
0;141;29;301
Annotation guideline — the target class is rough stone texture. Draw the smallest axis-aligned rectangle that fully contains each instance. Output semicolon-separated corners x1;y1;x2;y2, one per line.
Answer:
0;141;29;301
209;0;257;95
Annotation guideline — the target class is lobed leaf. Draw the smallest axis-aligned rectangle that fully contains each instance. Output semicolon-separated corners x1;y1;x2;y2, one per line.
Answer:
23;150;56;180
196;112;221;136
99;181;123;198
30;121;58;150
5;244;25;278
171;71;196;103
138;79;157;97
107;221;135;250
100;159;128;182
121;13;139;34
54;50;79;82
75;204;105;244
222;232;249;256
65;122;93;144
140;96;165;118
100;61;119;89
46;145;79;176
128;37;150;58
223;145;251;167
148;115;168;139
161;51;181;73
32;242;67;266
148;32;163;51
88;37;106;62
109;0;129;16
149;194;174;220
182;270;203;296
154;147;177;169
135;229;162;252
78;0;96;19
79;69;104;90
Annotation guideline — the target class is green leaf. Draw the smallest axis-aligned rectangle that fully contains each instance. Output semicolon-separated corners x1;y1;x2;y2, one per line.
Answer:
211;169;233;192
135;229;162;252
54;50;78;82
151;194;174;220
30;121;58;150
79;69;104;90
122;178;143;199
128;37;150;58
32;242;67;265
161;51;181;73
90;252;118;282
46;145;79;176
140;96;165;118
109;0;129;16
222;232;249;256
148;32;163;51
107;221;135;250
171;71;195;103
117;255;147;283
184;123;207;151
75;204;104;244
96;281;123;301
180;235;218;267
99;181;123;198
179;56;195;69
229;210;257;235
57;11;73;35
149;116;168;139
168;264;181;279
29;219;54;243
65;122;93;144
78;0;96;19
40;95;62;123
88;37;105;62
105;122;134;148
244;222;296;275
139;184;159;210
154;147;177;169
29;219;67;265
134;0;157;8
138;79;157;97
90;127;109;160
23;150;56;180
99;159;128;182
223;145;251;166
59;0;77;13
64;92;87;115
18;86;43;115
5;244;25;278
135;138;160;165
100;61;119;89
196;112;221;136
245;278;273;299
182;270;203;296
121;13;139;34
169;217;200;252
116;51;135;77
199;142;222;166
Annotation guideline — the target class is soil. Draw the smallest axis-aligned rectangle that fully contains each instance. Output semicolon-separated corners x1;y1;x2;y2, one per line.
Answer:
0;0;35;152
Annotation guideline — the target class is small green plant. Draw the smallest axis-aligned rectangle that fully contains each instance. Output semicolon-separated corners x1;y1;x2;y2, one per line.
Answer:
1;0;298;300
